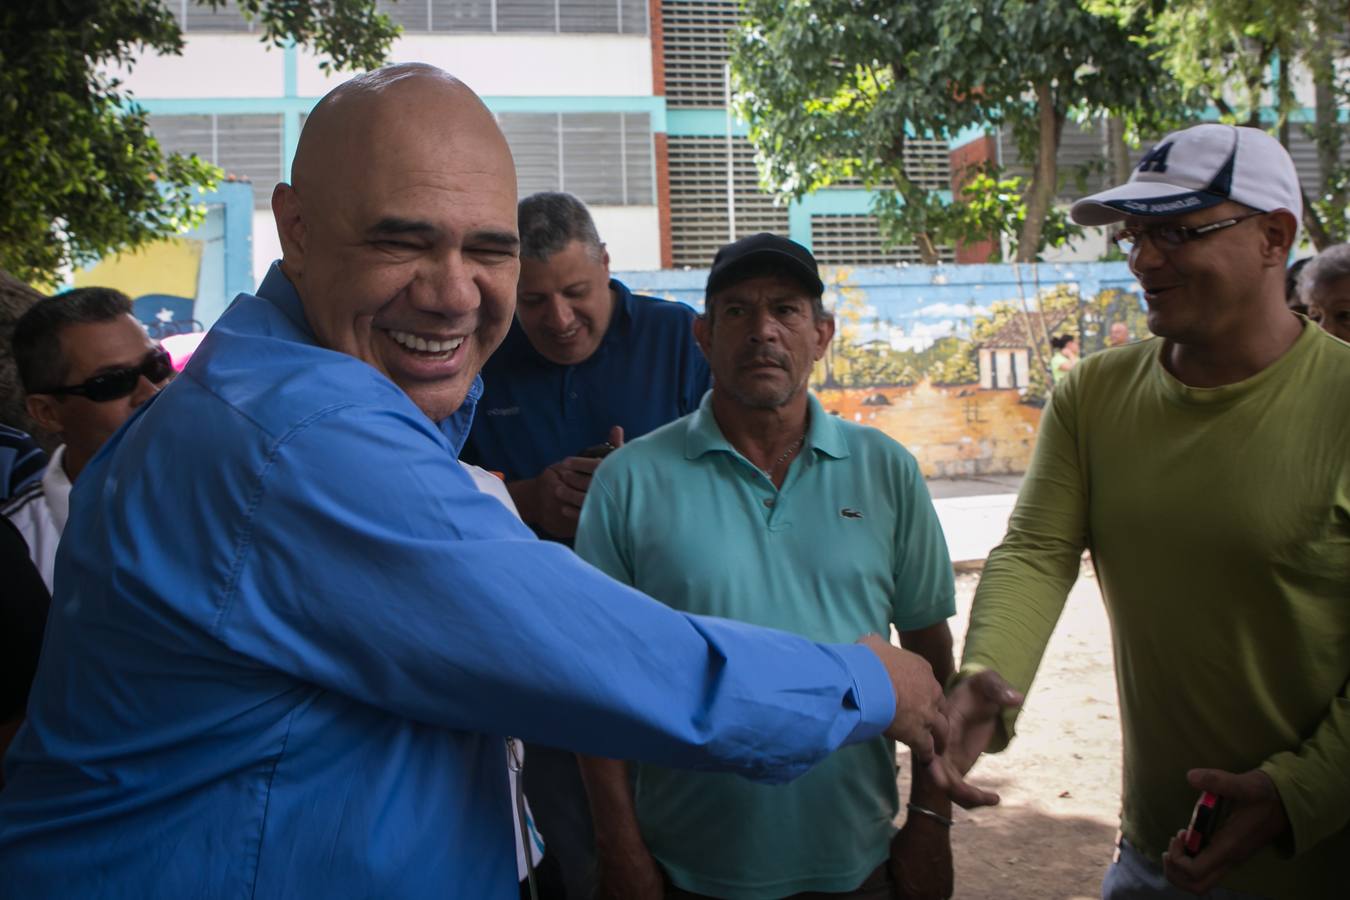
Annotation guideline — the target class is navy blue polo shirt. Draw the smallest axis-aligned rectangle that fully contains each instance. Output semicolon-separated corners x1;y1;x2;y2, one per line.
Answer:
463;279;710;483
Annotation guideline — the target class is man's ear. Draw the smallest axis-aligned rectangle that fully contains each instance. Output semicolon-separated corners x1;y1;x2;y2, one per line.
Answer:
1260;210;1299;264
813;312;836;361
272;183;307;273
693;312;712;358
25;394;63;441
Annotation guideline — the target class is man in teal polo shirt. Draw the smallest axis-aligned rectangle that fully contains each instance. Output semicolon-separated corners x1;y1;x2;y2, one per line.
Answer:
575;234;961;900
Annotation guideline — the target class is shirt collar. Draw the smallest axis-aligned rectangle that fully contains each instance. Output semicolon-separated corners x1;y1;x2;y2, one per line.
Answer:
684;391;850;461
253;261;484;454
254;262;317;342
601;278;636;346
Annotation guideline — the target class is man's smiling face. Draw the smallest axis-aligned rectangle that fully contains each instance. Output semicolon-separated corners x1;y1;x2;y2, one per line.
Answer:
274;71;521;422
1125;201;1271;345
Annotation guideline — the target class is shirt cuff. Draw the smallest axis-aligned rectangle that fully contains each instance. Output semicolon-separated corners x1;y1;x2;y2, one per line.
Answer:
832;642;895;745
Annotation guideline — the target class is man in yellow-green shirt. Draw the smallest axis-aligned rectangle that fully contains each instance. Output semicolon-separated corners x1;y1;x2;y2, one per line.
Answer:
943;124;1350;899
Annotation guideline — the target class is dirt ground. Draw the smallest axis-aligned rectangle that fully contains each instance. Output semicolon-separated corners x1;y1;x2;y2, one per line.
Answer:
896;564;1123;900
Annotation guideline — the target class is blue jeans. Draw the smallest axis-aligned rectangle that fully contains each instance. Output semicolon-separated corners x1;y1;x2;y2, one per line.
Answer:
1101;839;1268;900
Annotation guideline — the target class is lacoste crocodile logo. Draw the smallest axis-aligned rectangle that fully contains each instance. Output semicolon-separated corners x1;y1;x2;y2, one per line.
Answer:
840;508;863;519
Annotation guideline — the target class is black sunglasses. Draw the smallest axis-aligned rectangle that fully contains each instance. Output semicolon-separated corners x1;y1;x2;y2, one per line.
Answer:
39;347;174;402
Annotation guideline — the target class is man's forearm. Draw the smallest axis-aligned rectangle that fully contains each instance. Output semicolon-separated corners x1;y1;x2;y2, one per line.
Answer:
577;754;646;851
1259;678;1350;855
900;623;956;815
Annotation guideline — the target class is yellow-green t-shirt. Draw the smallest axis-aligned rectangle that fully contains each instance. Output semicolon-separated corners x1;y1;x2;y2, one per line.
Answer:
962;321;1350;899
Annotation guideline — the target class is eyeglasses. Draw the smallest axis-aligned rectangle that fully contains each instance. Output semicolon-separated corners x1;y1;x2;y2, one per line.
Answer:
38;347;174;402
1111;211;1265;253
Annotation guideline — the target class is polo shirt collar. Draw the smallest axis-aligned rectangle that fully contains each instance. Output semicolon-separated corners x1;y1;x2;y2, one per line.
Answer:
684;391;850;461
602;278;636;346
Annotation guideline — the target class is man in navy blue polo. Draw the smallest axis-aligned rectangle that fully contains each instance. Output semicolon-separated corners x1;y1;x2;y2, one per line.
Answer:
462;193;709;899
462;192;709;546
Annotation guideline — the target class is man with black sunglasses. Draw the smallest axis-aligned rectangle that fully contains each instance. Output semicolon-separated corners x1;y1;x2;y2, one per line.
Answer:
2;288;170;589
938;124;1350;899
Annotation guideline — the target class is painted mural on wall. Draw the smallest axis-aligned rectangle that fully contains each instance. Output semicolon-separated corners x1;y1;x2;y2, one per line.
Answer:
812;266;1148;477
616;261;1147;478
73;237;206;338
70;181;255;337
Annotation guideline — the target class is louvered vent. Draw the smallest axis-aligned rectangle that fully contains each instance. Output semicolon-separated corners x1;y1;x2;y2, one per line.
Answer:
661;0;740;108
174;0;255;31
498;112;655;206
667;135;789;267
810;215;954;266
149;114;283;209
818;138;951;193
372;0;645;33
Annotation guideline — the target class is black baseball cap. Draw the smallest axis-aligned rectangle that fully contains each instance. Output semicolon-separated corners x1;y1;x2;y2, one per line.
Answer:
705;233;825;299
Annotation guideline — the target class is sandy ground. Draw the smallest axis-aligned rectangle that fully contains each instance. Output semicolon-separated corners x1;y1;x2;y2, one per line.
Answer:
896;564;1123;900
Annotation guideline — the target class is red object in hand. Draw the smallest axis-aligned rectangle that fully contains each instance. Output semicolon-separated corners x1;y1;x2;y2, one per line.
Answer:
1184;791;1223;857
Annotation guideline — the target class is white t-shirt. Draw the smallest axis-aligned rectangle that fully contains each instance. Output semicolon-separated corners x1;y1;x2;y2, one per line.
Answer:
3;444;72;592
460;462;546;881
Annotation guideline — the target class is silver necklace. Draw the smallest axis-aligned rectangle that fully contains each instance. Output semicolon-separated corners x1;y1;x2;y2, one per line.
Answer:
760;430;807;479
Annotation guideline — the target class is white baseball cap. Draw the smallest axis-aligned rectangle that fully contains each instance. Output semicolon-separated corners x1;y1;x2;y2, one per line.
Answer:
1070;124;1303;227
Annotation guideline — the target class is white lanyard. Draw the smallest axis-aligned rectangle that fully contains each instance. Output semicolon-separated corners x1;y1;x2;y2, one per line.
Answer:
506;738;538;900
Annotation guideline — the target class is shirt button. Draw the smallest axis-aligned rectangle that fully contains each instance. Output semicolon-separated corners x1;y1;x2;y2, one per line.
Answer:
568;391;577;399
763;498;775;508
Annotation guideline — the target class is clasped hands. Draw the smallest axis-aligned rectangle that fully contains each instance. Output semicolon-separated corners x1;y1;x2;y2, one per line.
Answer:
858;635;1022;809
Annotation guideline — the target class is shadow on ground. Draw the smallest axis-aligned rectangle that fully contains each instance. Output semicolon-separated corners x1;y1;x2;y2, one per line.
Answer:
949;799;1118;900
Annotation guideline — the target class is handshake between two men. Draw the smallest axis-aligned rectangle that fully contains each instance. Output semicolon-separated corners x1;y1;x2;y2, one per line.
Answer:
859;634;1024;809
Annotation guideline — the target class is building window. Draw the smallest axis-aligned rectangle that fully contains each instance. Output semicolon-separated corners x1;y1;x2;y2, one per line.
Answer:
148;114;284;210
666;135;790;268
373;0;647;34
661;0;740;108
497;112;655;207
809;215;954;266
171;0;256;32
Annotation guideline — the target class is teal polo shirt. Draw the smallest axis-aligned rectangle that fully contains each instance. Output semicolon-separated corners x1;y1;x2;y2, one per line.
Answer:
575;392;956;900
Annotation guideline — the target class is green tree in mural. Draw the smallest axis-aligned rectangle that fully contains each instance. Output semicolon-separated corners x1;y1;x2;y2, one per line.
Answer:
0;1;396;284
817;268;931;388
732;0;1188;264
919;336;978;386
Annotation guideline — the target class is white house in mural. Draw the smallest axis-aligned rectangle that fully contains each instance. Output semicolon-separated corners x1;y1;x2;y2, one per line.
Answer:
977;310;1072;391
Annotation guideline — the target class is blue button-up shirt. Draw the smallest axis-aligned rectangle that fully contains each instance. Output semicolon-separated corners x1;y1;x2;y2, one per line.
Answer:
0;265;894;899
462;279;710;483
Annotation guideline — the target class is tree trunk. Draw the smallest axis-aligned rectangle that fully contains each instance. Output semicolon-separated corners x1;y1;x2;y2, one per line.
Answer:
1310;20;1345;246
1302;187;1333;251
1106;116;1131;184
914;232;940;266
1277;57;1291;149
1017;82;1063;263
882;127;941;266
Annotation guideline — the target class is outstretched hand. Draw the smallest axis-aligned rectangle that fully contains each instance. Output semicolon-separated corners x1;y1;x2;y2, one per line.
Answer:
1162;768;1289;895
922;669;1023;809
858;634;948;764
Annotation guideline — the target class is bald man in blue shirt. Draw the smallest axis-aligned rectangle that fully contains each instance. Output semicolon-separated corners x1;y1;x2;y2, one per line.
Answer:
0;66;1011;900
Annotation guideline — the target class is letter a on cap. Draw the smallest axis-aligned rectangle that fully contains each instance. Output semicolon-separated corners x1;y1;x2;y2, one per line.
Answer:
1137;142;1173;174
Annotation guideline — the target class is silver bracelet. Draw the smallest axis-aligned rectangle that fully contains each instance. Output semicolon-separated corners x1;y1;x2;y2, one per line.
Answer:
906;801;953;828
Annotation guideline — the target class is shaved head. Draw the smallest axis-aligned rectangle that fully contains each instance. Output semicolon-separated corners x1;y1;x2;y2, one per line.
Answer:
273;64;521;422
290;64;508;205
